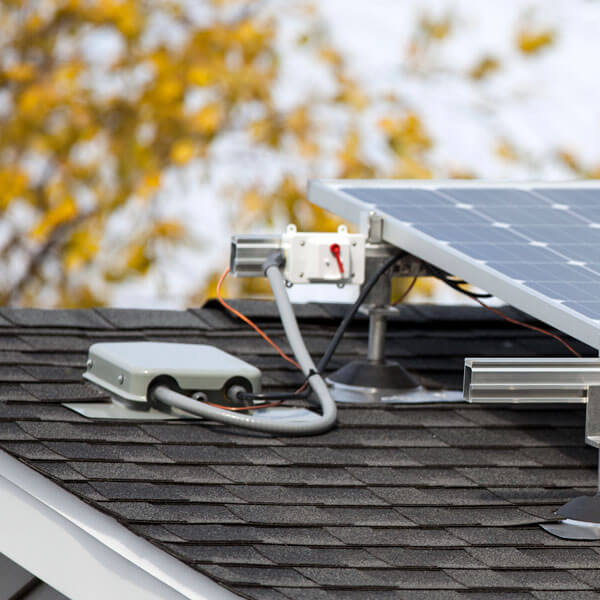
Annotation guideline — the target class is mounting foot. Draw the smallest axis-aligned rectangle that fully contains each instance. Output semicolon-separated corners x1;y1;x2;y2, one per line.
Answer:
541;391;600;540
327;359;463;403
327;359;419;403
542;495;600;540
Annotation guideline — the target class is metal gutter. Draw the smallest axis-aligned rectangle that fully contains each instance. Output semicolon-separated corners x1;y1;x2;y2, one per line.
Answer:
0;449;241;600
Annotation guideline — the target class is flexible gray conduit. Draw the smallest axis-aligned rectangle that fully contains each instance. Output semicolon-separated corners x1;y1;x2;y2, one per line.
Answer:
151;263;337;435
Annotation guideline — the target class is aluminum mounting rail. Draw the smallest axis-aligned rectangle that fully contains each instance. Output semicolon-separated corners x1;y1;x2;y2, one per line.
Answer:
463;358;600;404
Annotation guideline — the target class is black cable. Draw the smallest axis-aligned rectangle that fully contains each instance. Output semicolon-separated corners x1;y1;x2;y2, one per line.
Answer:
237;388;310;402
425;262;493;299
442;278;493;299
317;249;406;374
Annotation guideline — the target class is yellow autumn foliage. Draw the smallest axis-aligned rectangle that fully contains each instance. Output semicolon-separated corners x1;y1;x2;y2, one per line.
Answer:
517;28;556;54
469;56;500;80
152;221;185;240
0;0;468;307
63;228;100;271
5;63;36;83
170;139;195;165
191;104;224;136
420;15;452;41
0;169;29;209
30;197;78;241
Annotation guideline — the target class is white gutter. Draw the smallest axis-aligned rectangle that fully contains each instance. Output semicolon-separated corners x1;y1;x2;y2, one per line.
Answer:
0;449;241;600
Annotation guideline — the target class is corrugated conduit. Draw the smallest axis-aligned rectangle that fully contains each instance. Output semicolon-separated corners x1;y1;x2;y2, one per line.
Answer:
151;255;337;435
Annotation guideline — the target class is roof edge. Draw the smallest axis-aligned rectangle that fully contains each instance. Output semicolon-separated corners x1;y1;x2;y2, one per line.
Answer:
0;450;241;600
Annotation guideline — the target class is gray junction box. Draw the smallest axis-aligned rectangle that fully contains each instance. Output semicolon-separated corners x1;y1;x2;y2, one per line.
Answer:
83;342;262;405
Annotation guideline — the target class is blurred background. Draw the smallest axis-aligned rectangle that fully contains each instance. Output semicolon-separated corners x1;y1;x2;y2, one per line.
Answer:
1;0;599;308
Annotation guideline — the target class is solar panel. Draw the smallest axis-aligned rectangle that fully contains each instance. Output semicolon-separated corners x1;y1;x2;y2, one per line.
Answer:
308;180;600;349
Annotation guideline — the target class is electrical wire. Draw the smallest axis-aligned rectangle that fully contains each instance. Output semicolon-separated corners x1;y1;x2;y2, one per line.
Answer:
317;250;406;373
393;275;418;306
215;266;310;406
471;296;582;358
427;262;582;358
215;250;405;407
216;266;301;370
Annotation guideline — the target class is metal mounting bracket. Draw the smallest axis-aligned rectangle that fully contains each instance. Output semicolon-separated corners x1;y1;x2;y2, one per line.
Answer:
542;385;600;540
462;358;600;540
328;213;429;404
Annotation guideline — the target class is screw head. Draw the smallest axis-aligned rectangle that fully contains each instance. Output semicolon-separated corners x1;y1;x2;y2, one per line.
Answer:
86;359;93;369
117;374;124;385
300;240;305;246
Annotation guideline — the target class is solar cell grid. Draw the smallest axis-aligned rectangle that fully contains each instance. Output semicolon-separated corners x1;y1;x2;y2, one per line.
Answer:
472;206;586;226
417;224;524;243
439;188;551;205
533;188;600;204
561;206;600;222
514;226;600;244
552;245;600;262
564;302;600;319
384;205;490;225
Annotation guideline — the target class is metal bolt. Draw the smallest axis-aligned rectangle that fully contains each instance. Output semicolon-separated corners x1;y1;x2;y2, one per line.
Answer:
352;241;357;246
117;374;124;385
86;359;93;369
300;240;305;246
299;272;304;278
325;260;330;267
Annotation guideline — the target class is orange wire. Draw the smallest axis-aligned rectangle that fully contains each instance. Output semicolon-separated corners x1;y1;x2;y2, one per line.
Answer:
393;275;418;306
473;296;582;358
216;266;301;370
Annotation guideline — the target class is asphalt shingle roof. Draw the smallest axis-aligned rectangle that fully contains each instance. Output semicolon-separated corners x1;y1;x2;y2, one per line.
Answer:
0;300;598;599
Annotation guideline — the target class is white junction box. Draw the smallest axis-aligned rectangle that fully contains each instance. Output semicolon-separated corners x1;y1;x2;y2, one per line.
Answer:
281;224;366;285
83;342;261;404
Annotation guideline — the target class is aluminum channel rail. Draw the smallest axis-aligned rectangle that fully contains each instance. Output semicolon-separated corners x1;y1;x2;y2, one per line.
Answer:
308;179;600;350
463;358;600;404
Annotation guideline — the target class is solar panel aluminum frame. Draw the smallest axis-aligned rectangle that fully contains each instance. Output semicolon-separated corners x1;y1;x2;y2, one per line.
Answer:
308;179;600;351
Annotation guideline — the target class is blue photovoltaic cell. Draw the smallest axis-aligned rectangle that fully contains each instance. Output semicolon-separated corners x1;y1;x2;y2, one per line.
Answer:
416;224;524;244
345;188;453;206
513;226;600;244
472;206;586;226
438;188;550;206
564;302;600;319
337;185;600;321
485;262;599;283
526;281;597;302
575;282;600;298
450;243;563;263
559;205;600;222
382;205;490;225
534;188;600;205
551;245;600;262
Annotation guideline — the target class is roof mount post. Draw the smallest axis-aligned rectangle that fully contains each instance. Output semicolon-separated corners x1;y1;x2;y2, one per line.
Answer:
326;212;421;403
542;385;600;540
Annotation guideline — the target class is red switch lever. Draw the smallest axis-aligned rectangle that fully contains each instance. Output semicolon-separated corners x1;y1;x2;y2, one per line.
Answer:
330;243;344;274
